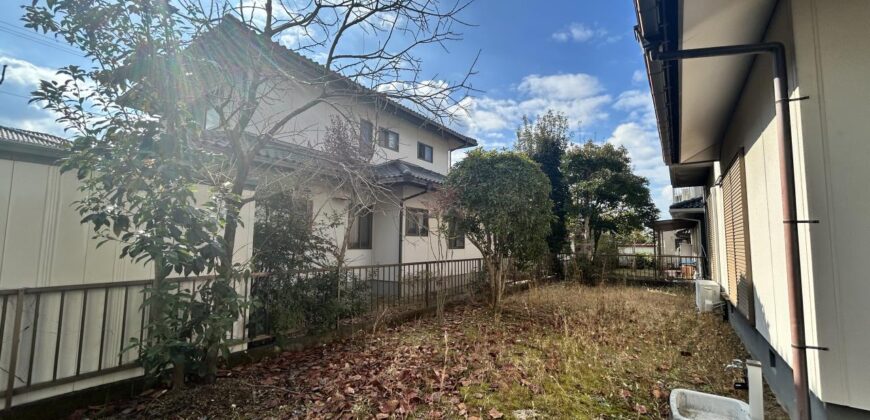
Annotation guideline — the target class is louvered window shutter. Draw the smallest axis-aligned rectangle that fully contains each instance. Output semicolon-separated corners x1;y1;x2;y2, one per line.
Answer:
721;153;754;320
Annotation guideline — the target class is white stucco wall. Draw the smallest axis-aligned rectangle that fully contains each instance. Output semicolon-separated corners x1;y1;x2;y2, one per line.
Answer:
400;186;482;264
246;76;462;177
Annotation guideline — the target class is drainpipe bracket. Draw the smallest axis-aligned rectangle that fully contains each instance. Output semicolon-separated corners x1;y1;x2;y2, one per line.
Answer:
792;344;829;351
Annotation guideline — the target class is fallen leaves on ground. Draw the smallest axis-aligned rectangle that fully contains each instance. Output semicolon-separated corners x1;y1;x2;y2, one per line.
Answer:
77;284;787;419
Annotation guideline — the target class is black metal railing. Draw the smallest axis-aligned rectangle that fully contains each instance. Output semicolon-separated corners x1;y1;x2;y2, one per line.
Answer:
0;253;698;409
559;253;706;283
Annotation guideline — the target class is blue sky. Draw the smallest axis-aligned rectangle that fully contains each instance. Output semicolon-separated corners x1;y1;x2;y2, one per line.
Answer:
0;0;671;214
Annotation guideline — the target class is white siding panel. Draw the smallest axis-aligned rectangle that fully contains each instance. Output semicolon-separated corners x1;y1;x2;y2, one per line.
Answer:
789;0;870;408
1;161;51;289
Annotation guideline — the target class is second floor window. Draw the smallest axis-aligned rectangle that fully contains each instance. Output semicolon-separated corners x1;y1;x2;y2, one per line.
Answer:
348;208;373;249
417;142;433;163
405;208;429;236
379;129;400;151
360;120;374;147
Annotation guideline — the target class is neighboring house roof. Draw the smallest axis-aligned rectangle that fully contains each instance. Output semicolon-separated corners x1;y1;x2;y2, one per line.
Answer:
373;160;445;188
199;16;477;150
669;196;703;210
652;218;697;232
0;125;67;150
0;125;68;161
669;196;704;219
205;131;444;188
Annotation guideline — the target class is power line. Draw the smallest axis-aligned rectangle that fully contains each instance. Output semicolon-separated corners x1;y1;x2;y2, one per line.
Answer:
0;20;87;56
0;24;85;57
0;90;32;100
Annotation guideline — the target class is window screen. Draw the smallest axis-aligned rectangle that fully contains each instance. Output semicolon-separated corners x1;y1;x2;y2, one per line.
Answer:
348;209;373;249
379;129;399;151
417;142;433;163
405;208;429;236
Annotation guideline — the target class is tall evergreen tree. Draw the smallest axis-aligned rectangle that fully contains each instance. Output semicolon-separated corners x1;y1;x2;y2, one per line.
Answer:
516;110;570;256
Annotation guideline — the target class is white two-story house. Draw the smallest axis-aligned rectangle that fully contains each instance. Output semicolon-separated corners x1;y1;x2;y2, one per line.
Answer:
195;16;483;269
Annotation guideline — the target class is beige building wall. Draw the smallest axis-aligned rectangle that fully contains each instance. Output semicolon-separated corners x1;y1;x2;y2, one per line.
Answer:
708;0;870;410
401;187;482;264
246;77;461;177
0;156;256;407
788;0;870;409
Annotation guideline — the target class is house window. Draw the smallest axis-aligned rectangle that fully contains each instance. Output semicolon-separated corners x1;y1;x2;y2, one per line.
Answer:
405;208;429;236
378;129;400;151
447;217;465;249
360;119;374;146
348;208;373;249
204;108;220;130
417;142;433;163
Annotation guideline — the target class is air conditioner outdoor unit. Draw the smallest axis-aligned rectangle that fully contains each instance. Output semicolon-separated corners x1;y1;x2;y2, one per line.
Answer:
694;279;721;312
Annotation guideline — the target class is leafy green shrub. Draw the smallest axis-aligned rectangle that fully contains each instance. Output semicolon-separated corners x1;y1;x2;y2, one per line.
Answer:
252;270;370;336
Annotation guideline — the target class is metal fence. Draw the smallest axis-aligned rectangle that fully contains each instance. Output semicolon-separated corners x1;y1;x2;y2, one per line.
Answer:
0;253;698;409
0;259;494;409
0;274;258;409
564;253;706;283
247;259;488;341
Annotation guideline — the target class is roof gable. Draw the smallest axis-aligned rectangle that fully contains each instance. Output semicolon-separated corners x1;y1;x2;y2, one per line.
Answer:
198;16;477;149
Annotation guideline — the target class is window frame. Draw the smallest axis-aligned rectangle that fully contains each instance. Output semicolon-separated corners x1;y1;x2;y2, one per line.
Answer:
204;108;220;130
447;216;465;249
360;119;374;147
378;128;400;151
417;142;434;163
405;207;430;237
348;208;373;250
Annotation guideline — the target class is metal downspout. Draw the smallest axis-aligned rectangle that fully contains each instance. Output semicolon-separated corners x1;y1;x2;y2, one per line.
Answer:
650;42;811;420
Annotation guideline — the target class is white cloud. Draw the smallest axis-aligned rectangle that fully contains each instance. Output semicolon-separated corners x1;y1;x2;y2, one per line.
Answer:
553;23;605;43
552;23;619;44
454;73;611;140
0;55;58;88
604;122;669;215
614;89;655;129
518;73;604;100
632;69;646;84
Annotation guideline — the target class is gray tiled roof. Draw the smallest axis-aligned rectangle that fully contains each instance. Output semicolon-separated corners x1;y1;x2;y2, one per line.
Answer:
669;196;704;210
373;160;446;187
0;125;68;150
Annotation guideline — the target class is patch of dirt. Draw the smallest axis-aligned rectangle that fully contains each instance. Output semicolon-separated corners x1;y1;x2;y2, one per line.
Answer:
76;284;788;419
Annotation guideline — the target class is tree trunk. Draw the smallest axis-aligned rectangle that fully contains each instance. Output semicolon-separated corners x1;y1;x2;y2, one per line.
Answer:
204;163;250;384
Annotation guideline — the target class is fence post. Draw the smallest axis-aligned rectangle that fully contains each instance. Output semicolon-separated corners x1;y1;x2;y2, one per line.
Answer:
4;289;25;410
425;262;431;309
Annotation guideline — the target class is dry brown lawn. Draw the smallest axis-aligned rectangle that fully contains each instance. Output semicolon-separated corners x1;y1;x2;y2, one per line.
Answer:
81;283;787;419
